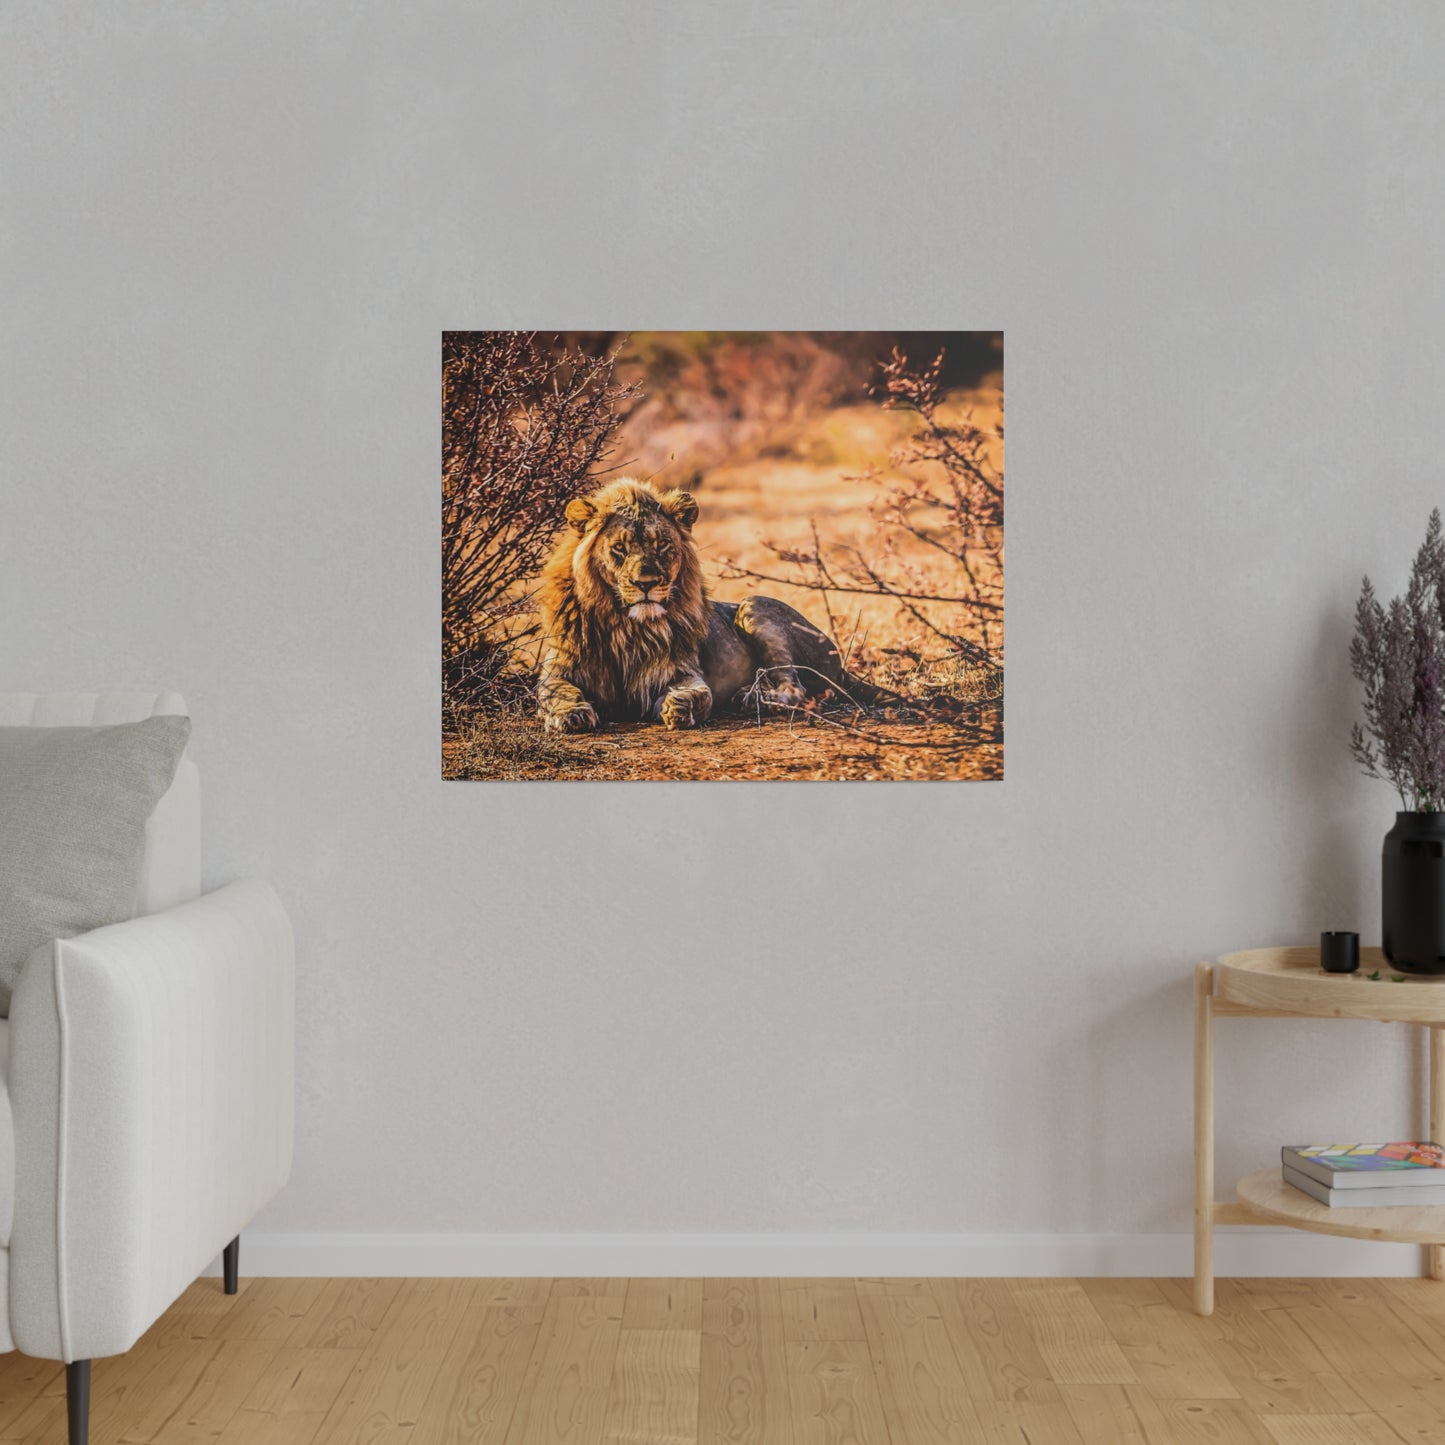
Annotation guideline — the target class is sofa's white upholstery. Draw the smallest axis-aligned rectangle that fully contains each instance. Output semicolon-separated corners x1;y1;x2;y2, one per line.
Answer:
0;1023;12;1246
7;881;294;1360
0;1021;13;1355
0;693;292;1364
136;762;200;916
0;693;201;915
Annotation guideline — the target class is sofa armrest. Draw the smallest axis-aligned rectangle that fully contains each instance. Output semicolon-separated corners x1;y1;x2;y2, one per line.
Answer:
7;879;294;1361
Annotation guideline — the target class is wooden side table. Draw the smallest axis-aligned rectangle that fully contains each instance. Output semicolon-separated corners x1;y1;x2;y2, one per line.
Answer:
1194;946;1445;1316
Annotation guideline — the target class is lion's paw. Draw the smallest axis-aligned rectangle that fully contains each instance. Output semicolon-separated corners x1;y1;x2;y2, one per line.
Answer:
661;689;705;730
768;680;808;710
545;701;599;734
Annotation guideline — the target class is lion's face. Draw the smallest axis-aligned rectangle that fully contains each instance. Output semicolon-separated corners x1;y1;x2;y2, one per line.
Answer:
566;483;700;622
591;512;683;619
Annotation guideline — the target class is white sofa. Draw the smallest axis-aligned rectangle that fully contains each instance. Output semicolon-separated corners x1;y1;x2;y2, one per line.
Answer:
0;692;294;1445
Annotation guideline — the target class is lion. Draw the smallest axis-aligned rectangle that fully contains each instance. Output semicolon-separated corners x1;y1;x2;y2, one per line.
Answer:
535;477;877;732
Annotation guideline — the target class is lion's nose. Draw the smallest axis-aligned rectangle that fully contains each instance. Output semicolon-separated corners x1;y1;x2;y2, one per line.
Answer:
636;571;662;590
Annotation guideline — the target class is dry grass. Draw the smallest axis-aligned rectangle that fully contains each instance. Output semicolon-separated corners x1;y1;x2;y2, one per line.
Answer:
443;709;619;780
695;384;1004;683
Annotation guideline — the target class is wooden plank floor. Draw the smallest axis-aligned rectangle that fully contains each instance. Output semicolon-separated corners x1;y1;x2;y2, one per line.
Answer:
6;1277;1445;1442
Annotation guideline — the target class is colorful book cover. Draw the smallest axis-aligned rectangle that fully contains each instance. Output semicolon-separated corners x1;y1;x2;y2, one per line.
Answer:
1287;1143;1445;1172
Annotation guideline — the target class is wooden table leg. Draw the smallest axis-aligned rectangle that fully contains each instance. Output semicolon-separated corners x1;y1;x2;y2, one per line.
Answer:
1194;962;1215;1315
1431;1025;1445;1282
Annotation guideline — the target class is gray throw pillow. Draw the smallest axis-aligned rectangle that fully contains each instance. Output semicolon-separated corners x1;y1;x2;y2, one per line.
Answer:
0;714;192;1014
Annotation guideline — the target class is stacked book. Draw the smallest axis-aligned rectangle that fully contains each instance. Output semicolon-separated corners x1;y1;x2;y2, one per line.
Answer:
1283;1143;1445;1207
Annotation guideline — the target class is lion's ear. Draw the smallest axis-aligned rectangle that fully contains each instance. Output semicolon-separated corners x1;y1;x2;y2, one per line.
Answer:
565;497;598;534
659;489;699;533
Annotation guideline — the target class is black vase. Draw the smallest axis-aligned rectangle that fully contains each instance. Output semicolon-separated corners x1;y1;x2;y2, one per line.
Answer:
1383;812;1445;975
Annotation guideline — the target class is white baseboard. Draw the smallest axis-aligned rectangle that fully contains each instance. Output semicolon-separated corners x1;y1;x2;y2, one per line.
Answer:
204;1229;1429;1278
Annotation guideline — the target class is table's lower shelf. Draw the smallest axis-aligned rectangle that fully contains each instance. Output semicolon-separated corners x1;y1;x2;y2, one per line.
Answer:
1235;1167;1445;1244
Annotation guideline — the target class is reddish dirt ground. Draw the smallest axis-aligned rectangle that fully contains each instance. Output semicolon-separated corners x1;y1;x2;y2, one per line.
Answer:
443;704;1002;782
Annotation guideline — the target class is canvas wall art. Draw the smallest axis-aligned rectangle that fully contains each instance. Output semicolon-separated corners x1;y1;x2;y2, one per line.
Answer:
442;331;1003;781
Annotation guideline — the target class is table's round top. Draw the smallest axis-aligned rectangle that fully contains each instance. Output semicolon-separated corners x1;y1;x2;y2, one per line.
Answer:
1217;946;1445;1023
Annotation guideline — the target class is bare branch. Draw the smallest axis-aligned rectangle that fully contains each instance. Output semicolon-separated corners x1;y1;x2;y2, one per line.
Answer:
442;332;641;708
717;342;1003;687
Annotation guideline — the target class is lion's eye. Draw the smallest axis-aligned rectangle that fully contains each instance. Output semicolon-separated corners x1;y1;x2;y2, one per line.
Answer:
610;543;627;561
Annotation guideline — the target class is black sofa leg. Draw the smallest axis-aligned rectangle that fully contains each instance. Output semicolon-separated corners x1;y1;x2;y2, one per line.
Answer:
63;1239;237;1443
67;1360;90;1445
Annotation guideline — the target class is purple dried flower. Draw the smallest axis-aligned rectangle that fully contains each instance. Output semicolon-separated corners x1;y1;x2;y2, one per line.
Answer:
1352;510;1445;811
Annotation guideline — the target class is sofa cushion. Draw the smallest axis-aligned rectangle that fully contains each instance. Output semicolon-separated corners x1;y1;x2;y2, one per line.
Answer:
0;716;191;1014
0;694;200;919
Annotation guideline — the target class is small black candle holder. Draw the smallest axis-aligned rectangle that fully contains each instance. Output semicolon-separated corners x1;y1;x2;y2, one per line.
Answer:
1320;931;1360;974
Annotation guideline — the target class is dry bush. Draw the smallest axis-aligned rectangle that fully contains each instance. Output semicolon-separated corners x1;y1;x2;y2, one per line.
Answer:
611;332;869;484
865;649;1005;710
719;346;1004;709
442;331;640;713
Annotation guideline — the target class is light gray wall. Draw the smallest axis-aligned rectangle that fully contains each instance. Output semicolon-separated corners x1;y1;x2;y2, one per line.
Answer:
3;1;1444;1238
